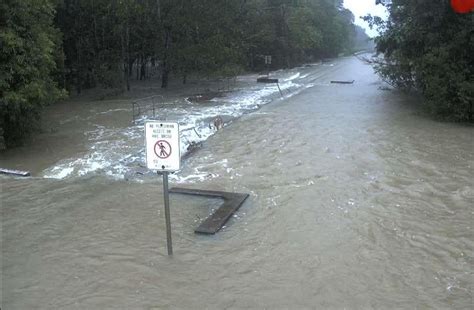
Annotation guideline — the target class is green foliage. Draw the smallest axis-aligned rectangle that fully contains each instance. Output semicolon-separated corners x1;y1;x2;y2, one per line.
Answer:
1;0;364;147
55;0;360;89
0;0;65;147
365;1;473;121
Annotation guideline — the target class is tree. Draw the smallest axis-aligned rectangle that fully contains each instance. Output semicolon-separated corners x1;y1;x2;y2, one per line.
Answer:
54;0;359;90
0;0;65;147
365;0;473;121
0;0;362;148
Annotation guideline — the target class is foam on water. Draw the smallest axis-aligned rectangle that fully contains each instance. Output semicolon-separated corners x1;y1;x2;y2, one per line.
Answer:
42;67;318;182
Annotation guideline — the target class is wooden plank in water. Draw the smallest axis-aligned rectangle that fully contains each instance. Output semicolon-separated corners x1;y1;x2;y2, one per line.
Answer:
257;77;279;83
0;168;31;177
330;80;355;84
256;77;283;97
169;187;249;234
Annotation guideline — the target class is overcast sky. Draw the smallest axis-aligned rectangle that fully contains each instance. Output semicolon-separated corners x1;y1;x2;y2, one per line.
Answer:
343;0;388;37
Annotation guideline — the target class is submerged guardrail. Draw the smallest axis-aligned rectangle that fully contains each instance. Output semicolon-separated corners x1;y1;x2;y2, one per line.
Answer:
131;95;165;123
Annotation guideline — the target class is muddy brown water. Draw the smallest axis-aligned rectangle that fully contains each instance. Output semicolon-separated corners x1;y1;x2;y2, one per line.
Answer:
1;56;473;309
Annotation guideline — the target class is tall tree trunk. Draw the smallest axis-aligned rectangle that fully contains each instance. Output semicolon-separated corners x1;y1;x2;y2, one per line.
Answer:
128;58;134;77
161;28;172;88
161;63;170;88
156;0;161;18
140;55;146;80
136;55;140;80
125;25;130;91
121;26;130;92
76;52;82;94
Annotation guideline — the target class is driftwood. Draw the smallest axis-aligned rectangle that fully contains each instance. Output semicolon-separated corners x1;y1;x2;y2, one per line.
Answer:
330;80;355;84
182;141;203;159
0;168;31;177
169;187;249;234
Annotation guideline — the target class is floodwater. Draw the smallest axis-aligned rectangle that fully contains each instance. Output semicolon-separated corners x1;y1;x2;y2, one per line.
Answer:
1;56;473;309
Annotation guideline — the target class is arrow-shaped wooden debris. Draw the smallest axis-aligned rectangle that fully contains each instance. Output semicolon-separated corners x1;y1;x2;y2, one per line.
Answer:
169;187;249;234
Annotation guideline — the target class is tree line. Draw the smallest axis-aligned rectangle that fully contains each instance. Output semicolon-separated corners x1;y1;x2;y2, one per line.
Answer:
1;0;367;147
365;0;473;121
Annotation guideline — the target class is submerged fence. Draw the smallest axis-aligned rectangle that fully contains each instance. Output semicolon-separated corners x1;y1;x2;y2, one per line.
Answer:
131;95;165;123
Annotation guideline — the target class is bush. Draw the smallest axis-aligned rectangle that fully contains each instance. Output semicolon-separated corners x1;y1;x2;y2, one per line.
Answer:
366;1;473;121
0;0;65;147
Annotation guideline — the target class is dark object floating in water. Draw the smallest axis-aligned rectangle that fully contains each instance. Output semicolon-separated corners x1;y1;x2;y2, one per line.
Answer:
256;77;283;97
330;80;355;84
186;91;228;103
257;77;279;83
0;168;31;177
169;187;249;234
182;141;203;159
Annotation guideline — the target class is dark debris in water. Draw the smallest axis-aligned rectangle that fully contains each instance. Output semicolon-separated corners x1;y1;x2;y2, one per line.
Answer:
186;91;229;103
183;141;204;159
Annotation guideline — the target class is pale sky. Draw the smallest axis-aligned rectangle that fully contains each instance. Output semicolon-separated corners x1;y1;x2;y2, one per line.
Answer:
343;0;388;37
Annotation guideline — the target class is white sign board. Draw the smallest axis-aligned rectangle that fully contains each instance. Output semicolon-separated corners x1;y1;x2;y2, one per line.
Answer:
265;55;272;65
145;121;180;171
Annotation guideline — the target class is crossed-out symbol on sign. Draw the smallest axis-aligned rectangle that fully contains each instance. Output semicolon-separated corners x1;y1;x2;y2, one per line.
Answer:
154;140;172;159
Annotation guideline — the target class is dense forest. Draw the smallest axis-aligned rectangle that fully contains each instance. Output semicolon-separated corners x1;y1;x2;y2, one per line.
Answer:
365;0;473;121
1;0;369;148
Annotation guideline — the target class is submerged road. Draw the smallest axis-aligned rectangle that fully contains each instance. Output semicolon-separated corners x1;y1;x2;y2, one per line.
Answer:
1;56;473;309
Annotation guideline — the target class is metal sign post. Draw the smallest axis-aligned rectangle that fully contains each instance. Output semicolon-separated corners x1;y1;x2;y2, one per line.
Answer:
161;171;173;255
145;121;180;256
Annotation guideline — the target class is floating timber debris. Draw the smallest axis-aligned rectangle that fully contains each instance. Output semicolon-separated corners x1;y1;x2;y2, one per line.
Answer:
169;187;249;234
0;168;31;177
330;80;355;84
182;141;203;159
257;77;283;97
186;91;228;103
257;77;279;83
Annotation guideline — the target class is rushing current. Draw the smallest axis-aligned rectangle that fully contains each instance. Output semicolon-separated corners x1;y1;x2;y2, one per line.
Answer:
1;55;473;309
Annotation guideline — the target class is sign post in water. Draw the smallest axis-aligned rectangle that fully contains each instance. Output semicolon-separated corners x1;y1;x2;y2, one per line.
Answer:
145;121;180;256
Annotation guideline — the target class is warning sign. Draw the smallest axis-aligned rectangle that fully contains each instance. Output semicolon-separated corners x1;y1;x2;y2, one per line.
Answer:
145;121;180;171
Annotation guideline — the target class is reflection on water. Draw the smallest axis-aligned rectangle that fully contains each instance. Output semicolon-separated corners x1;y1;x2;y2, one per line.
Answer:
1;56;473;309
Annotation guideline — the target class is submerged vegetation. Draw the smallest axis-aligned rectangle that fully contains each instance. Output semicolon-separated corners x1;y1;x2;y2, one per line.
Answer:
365;0;473;121
1;0;368;147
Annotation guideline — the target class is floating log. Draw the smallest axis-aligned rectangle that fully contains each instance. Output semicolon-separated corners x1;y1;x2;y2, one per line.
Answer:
186;91;228;103
0;168;31;177
182;141;203;159
169;187;249;234
330;80;355;84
